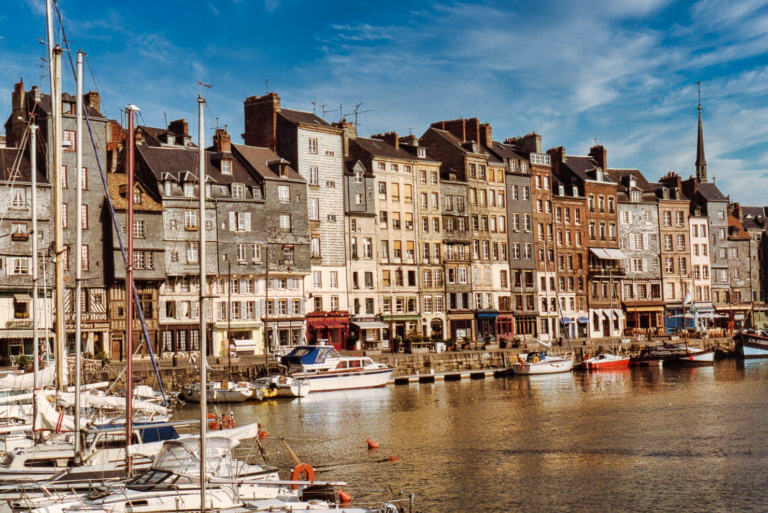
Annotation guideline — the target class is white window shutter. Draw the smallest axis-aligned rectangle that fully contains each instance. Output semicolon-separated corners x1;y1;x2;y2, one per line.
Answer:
643;234;648;250
160;301;166;319
629;236;635;250
642;258;647;272
229;211;236;231
245;213;251;232
300;299;306;315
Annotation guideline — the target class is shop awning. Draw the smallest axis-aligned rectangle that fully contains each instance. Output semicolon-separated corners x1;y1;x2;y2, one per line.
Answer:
232;339;255;347
625;305;665;313
352;321;389;329
13;294;31;302
600;311;610;320
447;313;475;321
589;248;627;260
559;317;573;324
0;330;34;338
476;311;500;318
577;317;589;324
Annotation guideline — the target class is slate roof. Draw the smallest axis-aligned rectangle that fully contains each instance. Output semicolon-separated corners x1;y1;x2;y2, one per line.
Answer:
136;142;259;187
232;144;304;182
351;137;422;162
697;182;727;201
487;141;524;161
606;169;654;191
0;148;49;184
279;109;331;127
562;156;614;183
742;216;764;230
741;206;767;218
36;93;105;119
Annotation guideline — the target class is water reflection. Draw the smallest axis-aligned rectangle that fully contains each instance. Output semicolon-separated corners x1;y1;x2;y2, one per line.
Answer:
173;359;768;512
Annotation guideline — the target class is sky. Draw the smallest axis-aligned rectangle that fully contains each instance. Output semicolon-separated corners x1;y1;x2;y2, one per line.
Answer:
2;0;768;204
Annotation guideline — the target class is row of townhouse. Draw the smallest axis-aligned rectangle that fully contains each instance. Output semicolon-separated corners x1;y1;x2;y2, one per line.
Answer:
0;79;766;363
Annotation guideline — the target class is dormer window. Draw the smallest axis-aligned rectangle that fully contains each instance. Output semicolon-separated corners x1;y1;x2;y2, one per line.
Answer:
630;191;641;203
184;183;195;197
355;171;363;184
418;148;426;159
221;160;232;175
232;184;245;199
662;189;670;200
133;187;142;204
164;181;172;196
252;187;263;200
572;186;578;197
206;183;212;198
558;185;565;196
520;161;528;173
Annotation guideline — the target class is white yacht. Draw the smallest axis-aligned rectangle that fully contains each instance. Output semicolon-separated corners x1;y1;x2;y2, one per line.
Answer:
280;346;394;393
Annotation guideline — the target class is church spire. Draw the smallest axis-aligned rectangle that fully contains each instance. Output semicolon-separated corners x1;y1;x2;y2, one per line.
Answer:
696;81;707;183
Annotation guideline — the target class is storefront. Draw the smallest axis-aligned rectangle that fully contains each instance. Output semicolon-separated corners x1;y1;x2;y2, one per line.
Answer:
514;315;538;339
475;310;499;341
306;311;350;350
447;312;474;342
623;302;666;336
157;325;201;356
496;314;514;341
350;316;390;351
0;321;55;366
713;304;752;333
212;321;263;357
265;318;305;351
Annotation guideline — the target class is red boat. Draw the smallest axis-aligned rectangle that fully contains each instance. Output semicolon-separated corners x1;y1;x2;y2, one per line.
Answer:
582;353;630;370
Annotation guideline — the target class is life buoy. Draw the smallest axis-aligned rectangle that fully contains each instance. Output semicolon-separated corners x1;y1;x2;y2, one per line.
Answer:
290;463;315;490
532;355;540;364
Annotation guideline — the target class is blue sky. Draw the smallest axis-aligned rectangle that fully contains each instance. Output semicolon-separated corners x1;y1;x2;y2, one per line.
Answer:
3;0;768;204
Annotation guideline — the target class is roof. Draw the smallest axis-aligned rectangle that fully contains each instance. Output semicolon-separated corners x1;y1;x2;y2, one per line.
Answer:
697;182;726;201
351;137;422;162
605;169;654;191
36;93;105;119
231;144;304;182
106;173;163;212
728;214;751;240
562;156;616;183
279;109;331;127
136;142;259;187
741;206;767;218
742;217;764;231
0;148;49;184
488;141;524;161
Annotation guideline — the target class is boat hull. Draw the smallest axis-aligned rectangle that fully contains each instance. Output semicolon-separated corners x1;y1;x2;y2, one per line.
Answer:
180;387;252;403
510;357;574;375
292;368;394;392
736;334;768;358
583;356;630;370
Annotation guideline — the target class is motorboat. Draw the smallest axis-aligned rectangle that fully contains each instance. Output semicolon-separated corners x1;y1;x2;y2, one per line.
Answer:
582;353;630;370
180;381;254;403
280;346;394;392
509;352;575;375
735;329;768;358
252;375;311;398
630;343;715;366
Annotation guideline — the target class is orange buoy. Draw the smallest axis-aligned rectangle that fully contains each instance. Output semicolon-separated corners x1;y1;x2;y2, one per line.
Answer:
366;438;379;450
258;430;268;439
388;456;400;462
338;490;352;503
290;463;315;490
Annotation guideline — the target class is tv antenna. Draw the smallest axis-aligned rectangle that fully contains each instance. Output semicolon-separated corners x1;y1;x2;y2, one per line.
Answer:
265;79;270;94
344;102;374;127
321;104;337;120
311;102;316;115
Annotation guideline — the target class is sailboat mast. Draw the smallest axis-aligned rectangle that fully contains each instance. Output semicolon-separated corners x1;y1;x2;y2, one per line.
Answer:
125;104;139;472
74;50;84;454
30;124;39;394
197;95;208;512
52;45;65;392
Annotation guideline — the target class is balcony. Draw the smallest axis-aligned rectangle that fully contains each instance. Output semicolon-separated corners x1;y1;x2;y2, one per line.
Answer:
588;266;625;277
11;233;29;241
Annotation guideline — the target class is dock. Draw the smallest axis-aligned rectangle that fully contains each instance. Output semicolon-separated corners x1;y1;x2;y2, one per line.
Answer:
390;368;509;385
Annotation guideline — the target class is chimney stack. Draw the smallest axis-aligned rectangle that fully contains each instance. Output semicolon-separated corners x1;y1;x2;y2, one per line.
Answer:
169;119;188;136
589;145;607;171
479;123;493;148
371;131;399;150
243;92;281;152
84;91;101;113
507;132;542;154
213;126;232;153
332;120;357;157
399;135;418;147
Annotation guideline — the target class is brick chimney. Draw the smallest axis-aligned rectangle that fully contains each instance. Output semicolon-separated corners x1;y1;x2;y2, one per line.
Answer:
479;123;493;148
169;119;188;136
84;91;101;113
399;135;418;147
243;92;281;152
507;132;542;154
589;145;607;170
430;118;481;143
547;146;565;167
213;126;231;153
332;120;357;157
8;80;26;148
659;171;682;190
371;131;399;150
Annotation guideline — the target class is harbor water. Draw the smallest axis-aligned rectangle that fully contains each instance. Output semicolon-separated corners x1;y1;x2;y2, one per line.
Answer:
175;359;768;512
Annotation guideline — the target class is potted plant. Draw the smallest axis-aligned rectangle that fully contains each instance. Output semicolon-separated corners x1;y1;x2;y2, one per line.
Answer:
462;336;470;350
499;337;508;349
16;355;31;371
445;337;456;351
512;336;522;349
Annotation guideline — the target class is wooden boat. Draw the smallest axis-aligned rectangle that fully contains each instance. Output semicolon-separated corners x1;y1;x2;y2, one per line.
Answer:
735;330;768;358
180;381;253;403
509;352;574;375
630;343;714;366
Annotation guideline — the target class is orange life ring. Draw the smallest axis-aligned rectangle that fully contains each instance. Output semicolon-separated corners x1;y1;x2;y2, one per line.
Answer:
290;463;315;490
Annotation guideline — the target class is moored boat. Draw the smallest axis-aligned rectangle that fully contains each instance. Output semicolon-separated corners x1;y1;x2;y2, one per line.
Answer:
735;329;768;358
253;375;311;398
510;352;575;375
180;381;253;403
630;343;715;366
582;353;630;370
280;346;394;392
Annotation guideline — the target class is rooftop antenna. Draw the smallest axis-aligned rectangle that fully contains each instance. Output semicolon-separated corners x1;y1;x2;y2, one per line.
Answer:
216;117;220;130
163;111;168;129
344;102;374;127
265;79;270;94
311;102;316;115
321;104;337;120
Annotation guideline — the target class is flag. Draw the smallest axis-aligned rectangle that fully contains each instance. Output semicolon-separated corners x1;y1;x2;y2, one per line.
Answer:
690;303;698;316
198;81;213;88
683;292;692;306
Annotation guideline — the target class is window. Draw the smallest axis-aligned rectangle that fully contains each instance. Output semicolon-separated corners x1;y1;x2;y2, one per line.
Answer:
363;238;373;259
621;211;631;224
676;211;684;226
677;235;685;251
521;186;530;201
309;167;319;185
10;188;25;209
81;204;89;230
231;183;245;199
279;214;292;232
311;236;321;257
186;242;199;263
278;185;290;202
184;210;198;230
133;220;145;238
404;184;412;203
665;257;674;274
663;211;671;227
184;183;195;197
64;130;76;151
309;138;318;154
9;257;29;275
220;159;232;175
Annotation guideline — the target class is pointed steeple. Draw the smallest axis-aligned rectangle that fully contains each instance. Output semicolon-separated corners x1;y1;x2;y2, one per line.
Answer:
696;81;707;183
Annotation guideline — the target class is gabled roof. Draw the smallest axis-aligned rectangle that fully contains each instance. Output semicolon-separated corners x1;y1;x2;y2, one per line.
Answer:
697;182;726;201
741;206;767;218
106;173;163;212
562;155;613;183
487;141;523;161
231;144;304;182
279;109;330;127
742;216;764;231
606;169;654;191
36;93;105;119
344;159;369;176
0;148;49;184
728;214;751;240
